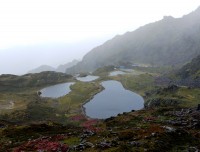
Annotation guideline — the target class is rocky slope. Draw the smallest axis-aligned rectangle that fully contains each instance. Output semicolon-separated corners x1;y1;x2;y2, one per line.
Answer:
176;54;200;79
155;54;200;87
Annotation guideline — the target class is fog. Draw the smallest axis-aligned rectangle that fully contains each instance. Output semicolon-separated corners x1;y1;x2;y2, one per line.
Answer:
0;0;200;75
0;37;109;75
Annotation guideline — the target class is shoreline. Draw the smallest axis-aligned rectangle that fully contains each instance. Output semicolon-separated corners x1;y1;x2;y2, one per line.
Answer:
81;84;105;120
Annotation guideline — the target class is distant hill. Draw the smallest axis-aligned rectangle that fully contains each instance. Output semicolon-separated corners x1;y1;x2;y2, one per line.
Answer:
67;6;200;74
57;59;79;73
28;65;55;74
28;60;79;74
0;71;72;91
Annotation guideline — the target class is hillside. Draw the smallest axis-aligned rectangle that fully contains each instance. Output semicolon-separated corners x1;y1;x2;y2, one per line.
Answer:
176;54;200;79
57;59;79;73
67;6;200;74
28;65;55;73
1;59;200;151
28;60;79;74
0;71;72;91
1;69;200;151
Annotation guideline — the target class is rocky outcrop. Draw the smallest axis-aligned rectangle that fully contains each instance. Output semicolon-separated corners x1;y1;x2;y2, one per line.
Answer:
145;98;181;108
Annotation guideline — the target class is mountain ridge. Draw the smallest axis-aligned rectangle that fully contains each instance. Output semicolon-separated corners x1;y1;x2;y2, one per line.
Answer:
66;6;200;74
28;60;79;74
28;65;55;73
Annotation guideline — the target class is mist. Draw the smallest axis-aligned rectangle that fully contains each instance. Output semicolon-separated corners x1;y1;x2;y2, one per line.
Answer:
0;37;109;75
0;0;200;75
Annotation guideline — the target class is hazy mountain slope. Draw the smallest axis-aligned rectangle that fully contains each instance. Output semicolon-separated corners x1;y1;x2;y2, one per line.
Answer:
156;55;200;87
28;65;55;73
176;54;200;79
67;7;200;74
57;59;79;73
28;60;79;74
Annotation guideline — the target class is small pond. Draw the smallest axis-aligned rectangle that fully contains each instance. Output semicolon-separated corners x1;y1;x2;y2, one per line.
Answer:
109;71;126;76
76;75;99;82
40;82;74;98
121;69;135;72
83;80;144;119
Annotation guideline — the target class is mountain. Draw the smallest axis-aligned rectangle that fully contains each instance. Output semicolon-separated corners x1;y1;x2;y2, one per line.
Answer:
67;6;200;74
176;55;200;79
28;60;79;74
57;59;79;73
156;55;200;87
28;65;55;73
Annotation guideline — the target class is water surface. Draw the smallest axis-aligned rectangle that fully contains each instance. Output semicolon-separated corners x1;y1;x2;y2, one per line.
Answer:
76;75;99;82
121;69;135;72
40;82;74;98
83;80;144;119
109;71;126;76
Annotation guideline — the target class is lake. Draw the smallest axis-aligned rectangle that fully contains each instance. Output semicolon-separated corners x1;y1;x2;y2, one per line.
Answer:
83;80;144;119
76;75;99;82
109;71;126;76
40;82;74;98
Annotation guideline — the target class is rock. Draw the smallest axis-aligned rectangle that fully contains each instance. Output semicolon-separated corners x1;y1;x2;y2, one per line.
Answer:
164;85;179;92
74;144;85;151
128;141;141;147
83;142;94;148
0;124;6;128
187;146;199;152
151;133;156;137
97;141;112;149
37;91;42;96
163;126;176;132
111;140;119;146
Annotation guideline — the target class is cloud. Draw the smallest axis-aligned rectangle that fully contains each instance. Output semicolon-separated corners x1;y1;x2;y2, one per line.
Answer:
0;0;199;49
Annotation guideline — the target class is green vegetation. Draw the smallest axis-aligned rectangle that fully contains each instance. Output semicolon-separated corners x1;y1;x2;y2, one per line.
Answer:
0;71;73;92
57;81;103;116
176;55;200;79
0;59;200;151
0;69;105;125
114;73;156;96
1;6;200;150
93;65;115;76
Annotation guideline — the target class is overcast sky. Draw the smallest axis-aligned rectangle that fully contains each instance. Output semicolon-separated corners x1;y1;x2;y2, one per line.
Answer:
0;0;200;75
